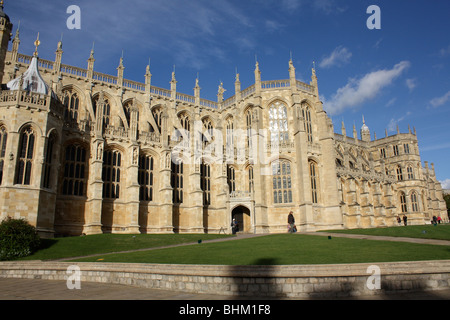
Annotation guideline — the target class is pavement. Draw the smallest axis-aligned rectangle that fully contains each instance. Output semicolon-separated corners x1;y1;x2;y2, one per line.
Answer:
1;231;450;301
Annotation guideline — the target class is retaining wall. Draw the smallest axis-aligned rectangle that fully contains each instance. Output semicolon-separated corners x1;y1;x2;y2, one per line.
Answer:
1;260;449;298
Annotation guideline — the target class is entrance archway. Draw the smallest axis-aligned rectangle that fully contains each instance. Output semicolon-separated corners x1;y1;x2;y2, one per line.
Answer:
231;205;251;233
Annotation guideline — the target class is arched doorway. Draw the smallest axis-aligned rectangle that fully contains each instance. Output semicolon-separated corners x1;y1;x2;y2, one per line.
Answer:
231;205;251;233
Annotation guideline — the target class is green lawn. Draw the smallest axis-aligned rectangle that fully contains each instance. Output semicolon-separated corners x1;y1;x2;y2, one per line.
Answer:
19;233;234;261
69;234;450;265
321;224;450;241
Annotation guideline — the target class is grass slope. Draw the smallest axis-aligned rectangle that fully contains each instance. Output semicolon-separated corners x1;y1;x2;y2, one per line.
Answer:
70;234;450;265
19;233;233;261
322;224;450;241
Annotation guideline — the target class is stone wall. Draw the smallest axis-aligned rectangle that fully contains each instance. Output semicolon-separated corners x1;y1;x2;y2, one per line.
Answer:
1;260;449;298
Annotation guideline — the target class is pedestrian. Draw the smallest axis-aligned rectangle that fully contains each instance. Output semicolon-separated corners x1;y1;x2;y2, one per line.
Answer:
433;216;437;225
403;215;407;226
397;216;401;226
231;218;238;234
437;216;442;224
288;211;295;233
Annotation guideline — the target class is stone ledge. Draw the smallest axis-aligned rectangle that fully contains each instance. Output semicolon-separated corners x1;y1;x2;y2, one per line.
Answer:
1;260;449;298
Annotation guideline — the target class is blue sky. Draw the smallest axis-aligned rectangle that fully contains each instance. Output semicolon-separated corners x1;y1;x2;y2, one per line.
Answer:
4;0;450;187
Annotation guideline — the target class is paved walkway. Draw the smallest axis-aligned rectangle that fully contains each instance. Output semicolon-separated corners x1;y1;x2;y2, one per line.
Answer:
1;277;450;300
1;231;449;301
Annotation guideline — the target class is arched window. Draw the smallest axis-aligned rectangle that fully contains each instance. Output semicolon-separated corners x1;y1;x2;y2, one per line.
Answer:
227;165;236;193
151;107;162;133
269;101;289;145
245;108;252;148
202;118;214;147
43;133;56;189
171;159;183;204
16;127;35;185
396;166;403;181
226;117;234;147
248;166;254;193
309;160;319;204
400;192;407;213
201;162;211;205
123;101;132;127
102;150;122;199
62;144;88;196
272;160;292;204
407;166;414;180
93;95;111;127
302;104;313;143
411;192;419;212
138;154;154;201
63;90;80;121
0;127;7;185
180;113;190;132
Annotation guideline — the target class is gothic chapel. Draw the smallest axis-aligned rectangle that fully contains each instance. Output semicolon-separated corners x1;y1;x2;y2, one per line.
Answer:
0;4;446;237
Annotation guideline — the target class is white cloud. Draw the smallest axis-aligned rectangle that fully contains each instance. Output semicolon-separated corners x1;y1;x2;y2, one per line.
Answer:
281;0;303;11
440;179;450;190
385;97;397;107
429;91;450;108
439;45;450;57
406;78;417;91
319;46;352;68
387;111;411;132
324;61;411;115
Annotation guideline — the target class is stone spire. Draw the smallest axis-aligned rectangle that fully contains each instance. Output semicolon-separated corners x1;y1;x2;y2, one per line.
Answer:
11;20;20;64
217;81;226;103
87;42;95;79
117;52;125;86
234;69;241;101
54;35;63;78
360;115;370;142
254;57;261;96
194;75;200;105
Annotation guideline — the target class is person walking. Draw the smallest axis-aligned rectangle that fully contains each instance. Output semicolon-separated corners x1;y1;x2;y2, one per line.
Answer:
403;215;407;226
231;218;238;234
288;211;295;233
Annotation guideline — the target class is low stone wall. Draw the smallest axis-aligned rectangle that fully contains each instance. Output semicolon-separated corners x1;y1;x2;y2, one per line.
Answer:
1;260;449;298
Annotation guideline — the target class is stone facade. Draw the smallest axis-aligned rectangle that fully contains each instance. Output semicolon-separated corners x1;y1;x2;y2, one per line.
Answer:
0;6;446;237
1;260;449;298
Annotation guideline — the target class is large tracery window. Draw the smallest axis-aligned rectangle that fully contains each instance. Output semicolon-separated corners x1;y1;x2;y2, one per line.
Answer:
269;101;289;145
62;144;88;196
63;90;80;122
396;166;403;181
138;155;154;201
201;162;211;205
171;159;183;204
0;127;7;185
226;117;234;147
93;95;111;127
179;113;190;139
309;160;319;204
102;150;122;199
202;118;214;148
411;192;419;212
227;165;236;193
400;192;407;213
42;133;56;189
248;166;254;193
302;104;313;143
16;127;35;185
272;160;292;204
245;109;252;148
407;166;414;180
151;107;162;133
